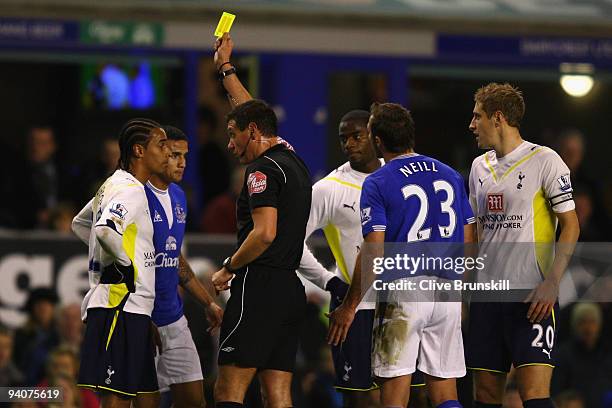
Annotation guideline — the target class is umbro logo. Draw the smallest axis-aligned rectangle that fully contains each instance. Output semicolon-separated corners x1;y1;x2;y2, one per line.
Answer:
153;210;163;223
221;346;235;353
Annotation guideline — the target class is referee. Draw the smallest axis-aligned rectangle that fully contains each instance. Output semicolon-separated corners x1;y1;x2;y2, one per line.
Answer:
212;99;312;408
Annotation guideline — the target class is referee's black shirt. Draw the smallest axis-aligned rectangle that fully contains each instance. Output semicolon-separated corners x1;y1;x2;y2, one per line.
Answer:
236;143;312;272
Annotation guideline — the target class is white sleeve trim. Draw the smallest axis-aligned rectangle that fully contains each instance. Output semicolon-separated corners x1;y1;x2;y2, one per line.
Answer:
263;155;287;183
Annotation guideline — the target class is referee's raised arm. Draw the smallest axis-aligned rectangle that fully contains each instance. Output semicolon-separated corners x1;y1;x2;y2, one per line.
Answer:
214;33;252;107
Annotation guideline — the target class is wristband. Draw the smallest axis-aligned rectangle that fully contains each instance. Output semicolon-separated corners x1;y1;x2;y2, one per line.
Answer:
218;67;236;81
218;61;232;72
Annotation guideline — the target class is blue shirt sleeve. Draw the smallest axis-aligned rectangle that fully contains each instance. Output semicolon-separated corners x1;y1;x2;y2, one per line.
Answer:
360;176;387;237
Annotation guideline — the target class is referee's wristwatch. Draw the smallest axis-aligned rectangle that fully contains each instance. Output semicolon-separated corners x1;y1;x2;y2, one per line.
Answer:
223;256;238;274
218;66;237;81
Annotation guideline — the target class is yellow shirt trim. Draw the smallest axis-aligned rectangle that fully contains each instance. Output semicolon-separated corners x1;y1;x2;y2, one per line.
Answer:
323;223;352;283
323;177;362;191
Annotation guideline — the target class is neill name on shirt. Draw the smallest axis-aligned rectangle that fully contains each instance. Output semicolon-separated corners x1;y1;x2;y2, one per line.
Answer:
399;161;438;177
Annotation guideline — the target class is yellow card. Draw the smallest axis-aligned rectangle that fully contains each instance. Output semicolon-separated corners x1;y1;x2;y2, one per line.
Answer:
214;12;236;38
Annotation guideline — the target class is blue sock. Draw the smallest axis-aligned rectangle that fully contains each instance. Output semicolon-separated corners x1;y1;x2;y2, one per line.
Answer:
438;400;463;408
523;398;554;408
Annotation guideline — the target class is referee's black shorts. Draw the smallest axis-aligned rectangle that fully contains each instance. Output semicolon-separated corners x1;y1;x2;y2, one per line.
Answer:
77;307;158;397
218;266;307;372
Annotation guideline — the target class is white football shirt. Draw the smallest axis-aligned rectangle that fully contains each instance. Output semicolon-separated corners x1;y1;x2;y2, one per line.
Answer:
469;141;575;287
299;160;383;311
81;169;156;319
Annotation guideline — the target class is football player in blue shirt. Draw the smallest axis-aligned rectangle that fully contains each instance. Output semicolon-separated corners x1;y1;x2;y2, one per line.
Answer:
329;103;476;408
146;125;223;408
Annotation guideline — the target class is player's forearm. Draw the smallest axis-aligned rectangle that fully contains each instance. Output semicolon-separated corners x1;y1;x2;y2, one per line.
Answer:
230;229;273;269
343;258;362;310
546;218;580;285
94;225;131;266
178;255;215;306
222;74;252;107
298;243;336;290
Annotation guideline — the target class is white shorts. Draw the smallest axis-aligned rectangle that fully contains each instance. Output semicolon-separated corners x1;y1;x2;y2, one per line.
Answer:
372;295;465;379
155;315;204;392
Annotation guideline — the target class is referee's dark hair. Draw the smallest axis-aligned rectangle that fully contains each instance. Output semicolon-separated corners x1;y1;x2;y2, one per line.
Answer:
117;118;162;170
163;125;188;142
369;102;415;153
340;110;370;127
226;99;277;137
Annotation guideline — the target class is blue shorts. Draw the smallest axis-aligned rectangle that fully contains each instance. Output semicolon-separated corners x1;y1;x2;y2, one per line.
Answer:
466;302;559;373
78;307;158;397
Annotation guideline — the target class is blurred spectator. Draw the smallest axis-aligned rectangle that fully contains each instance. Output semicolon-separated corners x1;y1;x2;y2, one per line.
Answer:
200;165;245;233
0;140;19;228
555;390;586;408
0;324;24;387
56;303;83;356
16;126;59;229
573;188;601;241
552;303;612;408
49;202;77;234
557;130;610;240
81;138;120;202
13;288;60;385
39;346;98;408
558;130;585;176
198;105;231;207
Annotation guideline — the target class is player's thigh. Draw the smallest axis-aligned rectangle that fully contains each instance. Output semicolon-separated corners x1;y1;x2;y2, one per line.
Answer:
472;370;506;404
515;365;553;400
157;322;203;393
419;302;465;379
372;301;425;378
466;302;511;373
331;309;377;391
258;369;293;408
214;365;257;403
507;303;558;369
170;380;205;408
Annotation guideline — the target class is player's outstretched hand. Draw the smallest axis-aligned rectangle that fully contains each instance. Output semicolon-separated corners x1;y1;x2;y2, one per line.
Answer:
524;278;559;323
212;268;234;292
326;302;356;346
205;302;224;332
214;33;234;71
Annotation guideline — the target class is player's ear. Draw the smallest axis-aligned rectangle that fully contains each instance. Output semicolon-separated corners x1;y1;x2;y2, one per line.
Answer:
133;144;144;159
494;111;502;127
248;123;256;139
